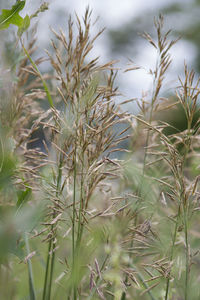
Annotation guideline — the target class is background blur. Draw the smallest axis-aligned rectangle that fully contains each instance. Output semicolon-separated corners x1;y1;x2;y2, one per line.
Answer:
0;0;200;110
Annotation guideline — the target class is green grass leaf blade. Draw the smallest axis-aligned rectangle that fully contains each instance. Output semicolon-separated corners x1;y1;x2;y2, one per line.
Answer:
17;14;30;37
21;41;54;108
0;1;25;30
16;187;32;209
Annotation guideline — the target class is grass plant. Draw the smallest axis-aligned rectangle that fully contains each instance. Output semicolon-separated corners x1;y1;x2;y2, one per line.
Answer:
0;4;199;300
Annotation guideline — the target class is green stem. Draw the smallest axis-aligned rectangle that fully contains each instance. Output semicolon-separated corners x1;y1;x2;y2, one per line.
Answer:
42;240;52;300
20;39;54;108
47;245;56;300
183;202;189;300
182;123;191;300
49;157;63;299
165;206;180;300
76;156;85;248
42;156;63;300
24;232;36;300
72;145;77;300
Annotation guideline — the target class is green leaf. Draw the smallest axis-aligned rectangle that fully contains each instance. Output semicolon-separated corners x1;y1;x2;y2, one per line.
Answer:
10;237;25;260
16;187;32;209
17;14;30;36
0;1;25;30
0;223;25;261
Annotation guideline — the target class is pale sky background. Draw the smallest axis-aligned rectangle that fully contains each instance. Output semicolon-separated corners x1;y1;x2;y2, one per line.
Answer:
22;0;196;111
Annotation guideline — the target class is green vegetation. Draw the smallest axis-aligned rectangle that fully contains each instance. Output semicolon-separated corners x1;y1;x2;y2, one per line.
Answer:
0;2;200;300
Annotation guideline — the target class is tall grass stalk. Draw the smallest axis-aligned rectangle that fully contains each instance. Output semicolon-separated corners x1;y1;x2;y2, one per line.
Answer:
72;145;77;300
122;15;178;300
24;232;36;300
165;65;199;300
42;155;63;300
164;205;180;300
20;39;54;108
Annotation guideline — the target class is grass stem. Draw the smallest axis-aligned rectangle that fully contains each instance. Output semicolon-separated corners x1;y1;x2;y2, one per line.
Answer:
20;39;54;108
24;232;36;300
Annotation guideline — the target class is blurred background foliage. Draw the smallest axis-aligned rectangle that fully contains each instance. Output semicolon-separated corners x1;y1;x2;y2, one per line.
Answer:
108;0;200;74
1;0;200;70
1;0;200;90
